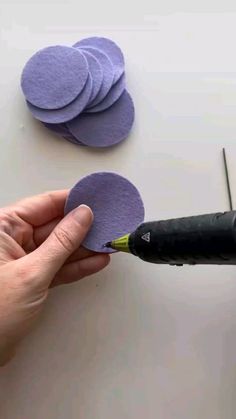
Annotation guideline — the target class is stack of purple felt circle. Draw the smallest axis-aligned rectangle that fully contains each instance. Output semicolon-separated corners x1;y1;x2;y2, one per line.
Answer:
21;37;135;148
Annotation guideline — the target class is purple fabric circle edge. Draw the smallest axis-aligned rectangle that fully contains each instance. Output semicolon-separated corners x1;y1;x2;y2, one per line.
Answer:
80;50;103;105
64;172;145;253
43;122;85;146
27;73;93;124
63;136;86;146
75;37;124;84
66;90;135;148
21;45;89;110
74;45;114;106
43;122;70;136
86;73;126;113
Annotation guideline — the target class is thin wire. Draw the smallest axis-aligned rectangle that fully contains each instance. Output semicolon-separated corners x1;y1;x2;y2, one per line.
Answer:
222;148;233;210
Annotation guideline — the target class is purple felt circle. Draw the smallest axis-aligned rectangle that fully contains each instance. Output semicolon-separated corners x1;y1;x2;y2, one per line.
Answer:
21;46;88;110
75;37;124;84
86;73;126;113
80;50;103;104
27;73;93;124
63;135;86;146
64;172;145;253
66;90;135;148
43;123;86;146
74;46;114;106
43;122;70;136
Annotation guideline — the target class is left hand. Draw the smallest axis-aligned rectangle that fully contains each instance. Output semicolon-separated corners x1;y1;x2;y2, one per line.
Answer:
0;190;110;366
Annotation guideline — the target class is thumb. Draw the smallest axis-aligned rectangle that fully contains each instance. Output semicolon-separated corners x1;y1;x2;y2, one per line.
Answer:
27;204;93;279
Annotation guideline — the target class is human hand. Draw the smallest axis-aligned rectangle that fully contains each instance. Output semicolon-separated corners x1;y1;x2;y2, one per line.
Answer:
0;190;110;366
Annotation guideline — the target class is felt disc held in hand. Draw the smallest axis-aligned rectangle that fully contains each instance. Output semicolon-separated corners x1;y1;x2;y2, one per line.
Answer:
64;172;145;253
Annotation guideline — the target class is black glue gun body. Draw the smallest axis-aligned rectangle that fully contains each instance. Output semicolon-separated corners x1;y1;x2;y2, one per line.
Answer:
129;211;236;265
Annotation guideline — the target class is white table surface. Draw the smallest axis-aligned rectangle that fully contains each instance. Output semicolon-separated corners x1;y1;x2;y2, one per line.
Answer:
1;2;236;418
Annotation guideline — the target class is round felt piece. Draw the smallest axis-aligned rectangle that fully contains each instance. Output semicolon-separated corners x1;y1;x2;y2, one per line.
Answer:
43;122;70;136
64;172;145;253
80;50;103;104
63;135;86;146
67;90;135;147
43;123;85;145
21;46;88;110
75;37;124;83
86;73;126;113
74;46;114;106
27;73;93;124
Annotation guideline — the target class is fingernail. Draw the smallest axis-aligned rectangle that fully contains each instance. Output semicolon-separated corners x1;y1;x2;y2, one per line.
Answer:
72;205;93;227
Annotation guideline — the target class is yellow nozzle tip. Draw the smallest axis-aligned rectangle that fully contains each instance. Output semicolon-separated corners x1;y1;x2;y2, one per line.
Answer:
107;234;131;253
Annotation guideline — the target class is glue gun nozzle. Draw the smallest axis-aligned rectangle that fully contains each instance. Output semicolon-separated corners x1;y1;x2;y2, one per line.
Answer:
104;241;112;248
103;234;131;253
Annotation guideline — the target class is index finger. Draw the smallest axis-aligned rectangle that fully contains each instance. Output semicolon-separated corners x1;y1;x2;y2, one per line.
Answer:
11;190;69;226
